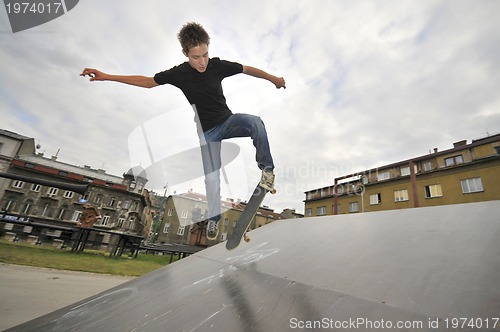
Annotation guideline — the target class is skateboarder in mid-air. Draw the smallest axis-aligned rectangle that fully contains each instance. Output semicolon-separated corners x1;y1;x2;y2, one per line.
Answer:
81;22;286;240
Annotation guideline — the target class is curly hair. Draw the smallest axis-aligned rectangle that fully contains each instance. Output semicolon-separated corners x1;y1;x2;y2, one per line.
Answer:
178;22;210;54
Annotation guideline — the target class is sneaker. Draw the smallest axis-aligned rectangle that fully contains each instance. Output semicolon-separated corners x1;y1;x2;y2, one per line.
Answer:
206;219;219;240
259;169;275;192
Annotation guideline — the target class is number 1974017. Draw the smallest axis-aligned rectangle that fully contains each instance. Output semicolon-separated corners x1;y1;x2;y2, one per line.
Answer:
6;2;63;14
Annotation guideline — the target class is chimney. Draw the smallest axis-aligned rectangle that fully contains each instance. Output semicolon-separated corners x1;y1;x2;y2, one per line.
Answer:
453;140;467;148
51;148;60;160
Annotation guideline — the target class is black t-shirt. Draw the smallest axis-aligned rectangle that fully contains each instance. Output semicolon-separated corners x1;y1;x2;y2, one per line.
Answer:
154;57;243;132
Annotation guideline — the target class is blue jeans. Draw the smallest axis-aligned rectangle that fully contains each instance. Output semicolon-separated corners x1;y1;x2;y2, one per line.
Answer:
199;114;274;221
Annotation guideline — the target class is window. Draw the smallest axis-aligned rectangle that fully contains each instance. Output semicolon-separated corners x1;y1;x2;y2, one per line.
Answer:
101;215;110;226
348;202;359;213
445;155;464;167
377;172;390;181
128;216;135;229
71;211;82;222
41;204;51;217
95;194;103;204
394;189;409;202
305;208;312;217
461;178;484;194
22;200;33;214
349;183;364;195
181;210;188;219
163;223;170;233
223;218;229;227
401;164;418;177
117;217;125;228
47;187;58;197
63;191;74;199
167;208;173;216
31;184;41;192
13;180;24;189
2;198;15;211
177;226;185;236
122;200;131;209
370;193;381;205
108;197;116;207
57;207;66;219
221;232;227;241
336;185;344;195
423;161;432;172
424;184;443;198
317;206;326;216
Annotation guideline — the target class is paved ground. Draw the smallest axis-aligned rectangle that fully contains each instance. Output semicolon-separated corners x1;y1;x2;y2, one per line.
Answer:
0;263;134;331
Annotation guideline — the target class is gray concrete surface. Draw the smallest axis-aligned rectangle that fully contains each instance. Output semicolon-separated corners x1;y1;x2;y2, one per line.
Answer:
0;263;133;331
7;200;500;331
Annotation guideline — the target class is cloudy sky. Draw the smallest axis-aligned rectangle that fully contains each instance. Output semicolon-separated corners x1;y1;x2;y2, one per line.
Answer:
1;0;499;214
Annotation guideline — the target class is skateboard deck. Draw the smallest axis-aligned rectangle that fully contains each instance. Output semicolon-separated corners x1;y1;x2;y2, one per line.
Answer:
226;184;275;250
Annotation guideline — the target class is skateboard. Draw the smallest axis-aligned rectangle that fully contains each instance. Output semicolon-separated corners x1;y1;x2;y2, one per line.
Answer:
226;183;276;250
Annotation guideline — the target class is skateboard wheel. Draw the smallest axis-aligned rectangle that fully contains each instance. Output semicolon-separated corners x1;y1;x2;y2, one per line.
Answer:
270;189;277;194
244;236;250;243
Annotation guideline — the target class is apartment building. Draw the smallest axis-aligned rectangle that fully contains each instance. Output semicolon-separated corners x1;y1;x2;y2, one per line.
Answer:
156;191;286;246
0;129;151;236
304;134;500;217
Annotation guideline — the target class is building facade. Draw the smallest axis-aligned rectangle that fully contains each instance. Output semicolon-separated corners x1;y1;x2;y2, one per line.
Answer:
0;129;151;237
156;191;286;246
0;129;34;173
304;134;500;217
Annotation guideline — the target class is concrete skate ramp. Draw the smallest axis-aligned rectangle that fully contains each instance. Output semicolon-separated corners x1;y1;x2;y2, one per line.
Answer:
8;201;500;331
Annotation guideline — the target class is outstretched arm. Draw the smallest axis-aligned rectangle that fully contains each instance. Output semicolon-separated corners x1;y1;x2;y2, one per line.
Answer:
242;65;286;89
80;68;158;89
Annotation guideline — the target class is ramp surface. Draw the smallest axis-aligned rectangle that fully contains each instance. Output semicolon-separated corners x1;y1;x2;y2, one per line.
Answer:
8;201;500;331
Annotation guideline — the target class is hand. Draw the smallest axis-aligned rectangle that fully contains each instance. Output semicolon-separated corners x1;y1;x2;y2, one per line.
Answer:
273;76;286;89
80;68;107;81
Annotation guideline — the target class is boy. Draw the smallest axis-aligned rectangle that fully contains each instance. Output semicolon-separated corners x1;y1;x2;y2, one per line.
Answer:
81;22;286;240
